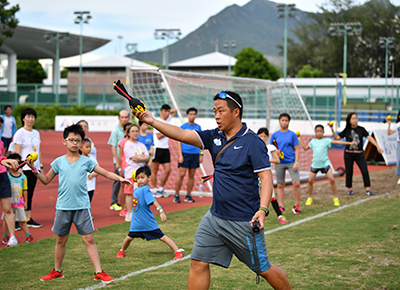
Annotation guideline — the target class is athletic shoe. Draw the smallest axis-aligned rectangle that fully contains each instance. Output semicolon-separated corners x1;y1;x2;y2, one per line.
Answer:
94;269;115;283
173;249;184;260
397;178;400;184
15;221;21;231
109;204;122;211
40;269;64;281
119;208;127;217
173;195;181;203
347;190;354;196
366;190;375;196
153;190;164;198
279;206;285;213
7;235;18;247
116;250;126;258
2;236;9;245
292;205;301;214
333;198;340;206
26;235;35;243
184;195;195;203
305;198;313;206
27;218;42;228
277;215;289;224
125;212;132;222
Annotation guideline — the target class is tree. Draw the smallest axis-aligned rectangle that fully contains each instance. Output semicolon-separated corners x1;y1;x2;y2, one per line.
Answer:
61;68;68;78
233;47;280;80
298;64;323;78
17;60;47;84
0;0;19;46
283;0;400;77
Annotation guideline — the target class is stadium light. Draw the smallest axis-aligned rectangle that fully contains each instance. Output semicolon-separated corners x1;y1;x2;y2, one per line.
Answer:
126;43;138;67
117;35;123;55
223;40;236;76
329;22;362;105
74;11;92;106
379;37;395;102
154;29;181;70
44;32;70;104
277;3;296;81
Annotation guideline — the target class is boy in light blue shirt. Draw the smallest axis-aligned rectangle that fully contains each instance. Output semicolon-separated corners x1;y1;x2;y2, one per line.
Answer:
298;124;356;206
26;124;133;283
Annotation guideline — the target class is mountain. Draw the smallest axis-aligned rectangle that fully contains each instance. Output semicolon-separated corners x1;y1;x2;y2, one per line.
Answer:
129;0;310;65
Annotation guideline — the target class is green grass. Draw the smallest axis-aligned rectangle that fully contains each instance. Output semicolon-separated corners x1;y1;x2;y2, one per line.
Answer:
1;192;399;290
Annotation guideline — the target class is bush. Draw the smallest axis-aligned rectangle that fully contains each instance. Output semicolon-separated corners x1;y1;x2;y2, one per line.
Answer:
13;104;120;130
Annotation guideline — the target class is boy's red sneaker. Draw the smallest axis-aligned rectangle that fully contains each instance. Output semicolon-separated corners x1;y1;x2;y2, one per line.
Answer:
26;235;35;243
173;249;184;260
116;250;126;258
2;236;9;245
40;269;64;281
94;269;115;283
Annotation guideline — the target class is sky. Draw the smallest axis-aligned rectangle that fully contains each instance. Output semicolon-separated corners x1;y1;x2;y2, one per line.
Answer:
6;0;400;67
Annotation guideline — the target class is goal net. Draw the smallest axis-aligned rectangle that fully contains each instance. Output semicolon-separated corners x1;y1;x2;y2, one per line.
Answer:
129;69;315;195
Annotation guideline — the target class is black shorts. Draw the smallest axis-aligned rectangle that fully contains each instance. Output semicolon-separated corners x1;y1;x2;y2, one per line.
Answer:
127;228;164;241
178;153;199;169
153;148;170;164
310;165;331;174
0;172;11;198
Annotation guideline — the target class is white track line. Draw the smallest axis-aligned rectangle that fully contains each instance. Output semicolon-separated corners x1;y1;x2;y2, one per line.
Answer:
78;191;394;290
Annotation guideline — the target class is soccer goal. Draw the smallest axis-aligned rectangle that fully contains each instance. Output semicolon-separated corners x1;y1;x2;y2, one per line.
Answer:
129;69;316;194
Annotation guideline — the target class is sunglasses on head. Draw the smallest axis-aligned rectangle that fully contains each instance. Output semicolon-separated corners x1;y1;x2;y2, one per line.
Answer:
217;92;242;108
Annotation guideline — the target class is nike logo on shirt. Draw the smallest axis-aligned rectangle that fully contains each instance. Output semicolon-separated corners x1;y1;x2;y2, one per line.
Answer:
234;146;243;149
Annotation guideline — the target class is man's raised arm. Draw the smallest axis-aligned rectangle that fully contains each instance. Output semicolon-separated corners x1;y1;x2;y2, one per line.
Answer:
135;110;202;148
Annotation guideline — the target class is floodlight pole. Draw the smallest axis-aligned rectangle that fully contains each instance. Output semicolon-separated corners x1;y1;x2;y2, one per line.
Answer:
277;3;296;81
74;11;91;106
329;22;362;105
154;29;181;70
379;37;395;102
223;40;236;76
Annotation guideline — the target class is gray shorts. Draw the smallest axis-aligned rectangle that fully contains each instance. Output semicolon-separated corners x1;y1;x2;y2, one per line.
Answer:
275;163;300;183
1;207;26;222
192;211;272;273
52;209;94;236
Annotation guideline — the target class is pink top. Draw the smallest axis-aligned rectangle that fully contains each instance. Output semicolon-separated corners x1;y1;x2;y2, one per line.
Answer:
0;141;6;174
118;138;128;170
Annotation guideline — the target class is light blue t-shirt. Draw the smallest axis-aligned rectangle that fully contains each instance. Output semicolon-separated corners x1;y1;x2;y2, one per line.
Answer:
270;130;299;164
309;138;332;168
137;132;154;152
180;122;201;154
107;125;125;163
51;155;97;210
129;185;159;232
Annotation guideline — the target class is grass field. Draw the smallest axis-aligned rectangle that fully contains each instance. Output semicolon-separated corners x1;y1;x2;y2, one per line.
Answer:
1;190;399;289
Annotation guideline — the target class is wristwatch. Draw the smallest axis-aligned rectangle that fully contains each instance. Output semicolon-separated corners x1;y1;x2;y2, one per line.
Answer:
259;206;269;217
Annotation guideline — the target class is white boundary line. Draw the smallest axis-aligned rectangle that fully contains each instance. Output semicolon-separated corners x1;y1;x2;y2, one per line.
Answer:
78;191;395;290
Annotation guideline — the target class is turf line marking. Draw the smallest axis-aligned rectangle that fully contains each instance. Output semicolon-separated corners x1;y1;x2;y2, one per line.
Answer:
78;191;394;290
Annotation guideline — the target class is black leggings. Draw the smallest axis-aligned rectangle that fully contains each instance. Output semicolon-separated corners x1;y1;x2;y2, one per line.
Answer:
344;152;370;188
23;170;38;211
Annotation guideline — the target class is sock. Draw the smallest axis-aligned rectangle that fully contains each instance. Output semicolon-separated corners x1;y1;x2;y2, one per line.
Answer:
3;233;8;238
159;187;164;191
26;233;31;238
175;194;179;197
54;269;62;273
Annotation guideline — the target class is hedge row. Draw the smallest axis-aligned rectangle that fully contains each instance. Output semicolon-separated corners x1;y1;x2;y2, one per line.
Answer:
13;105;120;130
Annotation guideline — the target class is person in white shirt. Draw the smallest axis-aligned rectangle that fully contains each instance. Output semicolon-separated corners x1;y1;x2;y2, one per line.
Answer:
152;104;177;198
0;105;17;155
14;107;43;228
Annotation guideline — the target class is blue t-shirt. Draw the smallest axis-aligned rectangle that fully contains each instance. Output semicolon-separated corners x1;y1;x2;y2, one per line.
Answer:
137;133;154;152
309;138;332;168
180;122;202;154
197;123;271;221
51;155;97;210
270;130;299;164
130;185;159;232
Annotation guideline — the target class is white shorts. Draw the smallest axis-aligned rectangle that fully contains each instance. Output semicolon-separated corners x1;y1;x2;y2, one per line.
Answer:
1;207;27;222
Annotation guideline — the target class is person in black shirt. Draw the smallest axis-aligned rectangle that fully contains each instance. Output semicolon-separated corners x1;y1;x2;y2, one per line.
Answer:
330;112;383;196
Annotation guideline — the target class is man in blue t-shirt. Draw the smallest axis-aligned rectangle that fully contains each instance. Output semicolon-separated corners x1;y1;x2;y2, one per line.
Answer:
270;112;301;215
133;91;291;289
173;107;202;204
26;124;133;283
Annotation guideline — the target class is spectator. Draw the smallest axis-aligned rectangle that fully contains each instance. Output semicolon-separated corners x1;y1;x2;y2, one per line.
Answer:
386;111;400;184
1;105;17;155
14;107;43;228
152;104;177;198
77;120;97;161
108;110;130;211
173;107;202;203
137;120;154;167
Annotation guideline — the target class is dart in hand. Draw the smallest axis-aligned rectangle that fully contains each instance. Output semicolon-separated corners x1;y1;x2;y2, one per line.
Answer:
113;80;147;114
18;152;39;169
